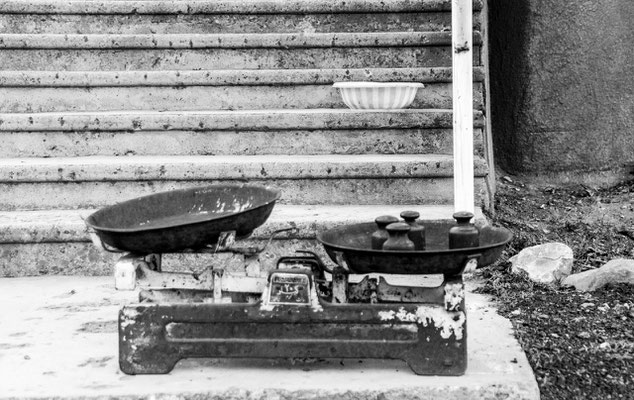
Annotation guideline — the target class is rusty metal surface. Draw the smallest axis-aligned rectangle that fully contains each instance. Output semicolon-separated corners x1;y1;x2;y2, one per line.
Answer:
348;276;445;304
317;221;512;274
138;289;261;304
119;296;467;376
85;184;280;254
117;249;480;376
120;253;468;377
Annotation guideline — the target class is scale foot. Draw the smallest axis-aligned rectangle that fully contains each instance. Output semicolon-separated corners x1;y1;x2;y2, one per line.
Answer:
120;355;180;375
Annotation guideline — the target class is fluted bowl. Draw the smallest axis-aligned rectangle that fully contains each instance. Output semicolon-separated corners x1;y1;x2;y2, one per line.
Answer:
333;82;424;110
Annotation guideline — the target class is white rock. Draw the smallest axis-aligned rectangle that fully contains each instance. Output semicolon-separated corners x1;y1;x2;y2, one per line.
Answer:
562;259;634;292
510;242;573;284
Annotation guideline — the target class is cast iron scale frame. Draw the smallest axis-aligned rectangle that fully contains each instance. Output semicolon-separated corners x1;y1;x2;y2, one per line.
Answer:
117;246;472;376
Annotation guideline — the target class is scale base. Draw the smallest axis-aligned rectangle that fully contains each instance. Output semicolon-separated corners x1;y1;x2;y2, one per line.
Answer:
119;268;467;376
120;300;466;376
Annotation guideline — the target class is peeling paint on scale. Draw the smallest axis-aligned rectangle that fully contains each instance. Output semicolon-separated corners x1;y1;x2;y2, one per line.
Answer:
378;306;466;340
444;281;465;311
120;308;140;329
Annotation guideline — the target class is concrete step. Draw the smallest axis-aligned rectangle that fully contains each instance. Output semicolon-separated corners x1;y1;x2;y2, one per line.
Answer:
0;67;484;87
0;68;485;112
0;0;483;15
0;5;482;35
0;108;484;131
0;109;485;157
0;127;484;158
0;32;477;48
0;154;489;210
0;204;485;276
0;32;482;70
0;13;457;35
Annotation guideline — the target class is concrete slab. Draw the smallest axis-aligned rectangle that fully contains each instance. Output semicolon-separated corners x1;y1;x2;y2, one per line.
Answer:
1;46;457;70
0;276;539;400
0;67;473;86
1;128;475;158
0;0;484;15
0;82;485;113
0;109;479;132
0;177;488;210
0;154;489;209
0;154;488;182
1;68;483;87
0;32;458;49
0;12;457;35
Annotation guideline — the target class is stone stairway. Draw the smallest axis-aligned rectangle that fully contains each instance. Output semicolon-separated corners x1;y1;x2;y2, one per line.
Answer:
0;0;489;276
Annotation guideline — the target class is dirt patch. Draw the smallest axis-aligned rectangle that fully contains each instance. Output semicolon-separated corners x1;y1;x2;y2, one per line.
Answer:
476;177;634;399
77;356;113;368
77;320;117;334
0;343;30;349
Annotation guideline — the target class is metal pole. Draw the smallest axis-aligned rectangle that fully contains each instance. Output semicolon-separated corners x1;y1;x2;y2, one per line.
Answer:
452;0;474;213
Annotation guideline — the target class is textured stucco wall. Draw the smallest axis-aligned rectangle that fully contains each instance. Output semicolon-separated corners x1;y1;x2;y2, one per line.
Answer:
488;0;634;182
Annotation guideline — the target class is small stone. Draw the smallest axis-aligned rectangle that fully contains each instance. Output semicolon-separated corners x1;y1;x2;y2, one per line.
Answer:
580;302;595;308
510;309;521;316
577;331;591;339
510;242;573;284
599;342;611;350
562;259;634;292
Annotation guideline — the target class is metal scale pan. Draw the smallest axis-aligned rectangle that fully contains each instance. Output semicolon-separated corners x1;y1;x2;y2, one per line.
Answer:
85;184;281;254
317;221;513;275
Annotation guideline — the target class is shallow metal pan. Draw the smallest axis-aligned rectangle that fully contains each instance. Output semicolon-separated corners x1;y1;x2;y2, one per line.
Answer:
317;221;512;275
85;184;281;254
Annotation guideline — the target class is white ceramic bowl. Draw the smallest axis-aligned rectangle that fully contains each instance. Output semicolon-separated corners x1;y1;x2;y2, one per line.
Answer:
333;82;424;110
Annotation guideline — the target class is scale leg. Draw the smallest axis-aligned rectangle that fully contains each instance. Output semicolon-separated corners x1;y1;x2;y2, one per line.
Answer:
120;352;180;375
114;254;139;290
405;343;467;376
119;307;181;375
406;306;467;375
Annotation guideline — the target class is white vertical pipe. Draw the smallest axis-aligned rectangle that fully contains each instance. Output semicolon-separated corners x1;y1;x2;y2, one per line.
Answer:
452;0;474;214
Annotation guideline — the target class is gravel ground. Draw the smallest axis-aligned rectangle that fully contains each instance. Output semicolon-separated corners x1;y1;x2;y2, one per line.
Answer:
475;177;634;400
